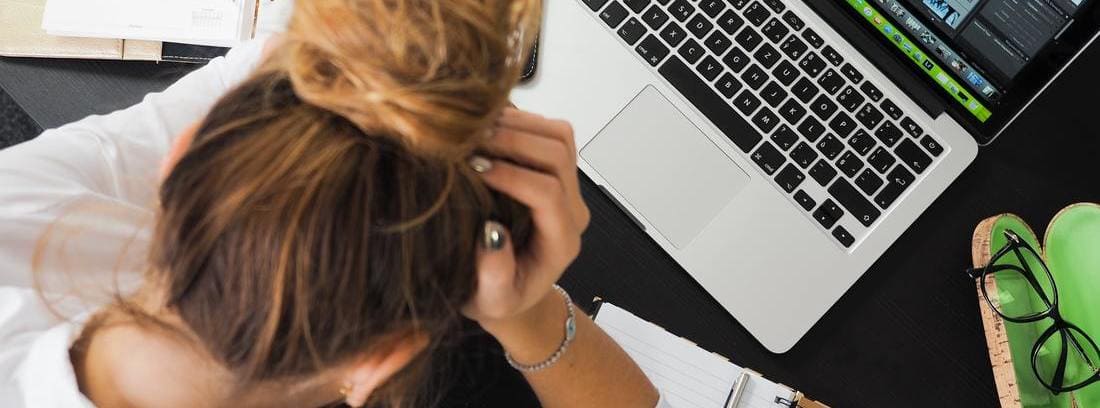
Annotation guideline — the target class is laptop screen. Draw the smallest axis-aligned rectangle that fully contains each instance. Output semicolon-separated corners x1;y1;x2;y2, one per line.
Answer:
842;0;1094;128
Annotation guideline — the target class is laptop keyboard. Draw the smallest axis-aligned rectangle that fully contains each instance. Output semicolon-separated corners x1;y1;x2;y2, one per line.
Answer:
583;0;946;249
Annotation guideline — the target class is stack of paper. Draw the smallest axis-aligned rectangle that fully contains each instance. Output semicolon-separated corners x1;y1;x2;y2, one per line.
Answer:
40;0;292;48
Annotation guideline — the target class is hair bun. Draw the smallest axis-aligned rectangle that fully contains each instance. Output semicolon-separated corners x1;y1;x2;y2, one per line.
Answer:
280;0;541;158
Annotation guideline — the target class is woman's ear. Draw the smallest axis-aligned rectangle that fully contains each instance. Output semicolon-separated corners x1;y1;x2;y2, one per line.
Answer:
341;333;430;407
162;122;200;180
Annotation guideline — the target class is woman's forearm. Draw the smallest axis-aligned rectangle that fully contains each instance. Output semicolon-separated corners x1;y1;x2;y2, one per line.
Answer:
482;292;659;408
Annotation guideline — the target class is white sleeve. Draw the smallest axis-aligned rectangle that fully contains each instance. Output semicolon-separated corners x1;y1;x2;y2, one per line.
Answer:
0;38;269;288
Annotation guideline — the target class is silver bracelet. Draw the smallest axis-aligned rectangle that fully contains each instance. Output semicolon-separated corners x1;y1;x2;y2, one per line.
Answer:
505;285;577;373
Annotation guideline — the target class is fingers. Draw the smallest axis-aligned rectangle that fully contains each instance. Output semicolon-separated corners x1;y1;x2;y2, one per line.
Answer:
485;127;572;177
463;222;519;319
478;160;570;237
497;108;576;153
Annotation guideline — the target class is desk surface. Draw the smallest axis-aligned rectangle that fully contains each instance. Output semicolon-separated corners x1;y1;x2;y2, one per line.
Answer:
3;39;1100;407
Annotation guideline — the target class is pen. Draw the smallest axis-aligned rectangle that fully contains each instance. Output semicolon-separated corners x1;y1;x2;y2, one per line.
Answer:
725;372;749;408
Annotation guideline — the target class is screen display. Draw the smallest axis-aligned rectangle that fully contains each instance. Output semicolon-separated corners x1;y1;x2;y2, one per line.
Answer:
845;0;1089;122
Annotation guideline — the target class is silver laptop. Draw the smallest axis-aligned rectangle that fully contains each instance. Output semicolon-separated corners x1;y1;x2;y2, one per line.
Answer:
512;0;1100;352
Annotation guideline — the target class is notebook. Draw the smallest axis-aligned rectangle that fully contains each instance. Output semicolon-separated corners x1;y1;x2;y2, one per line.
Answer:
593;301;829;408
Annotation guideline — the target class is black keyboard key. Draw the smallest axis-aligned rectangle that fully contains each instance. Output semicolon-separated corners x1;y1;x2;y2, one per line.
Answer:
829;112;857;138
779;35;808;60
855;169;883;195
840;63;864;83
668;0;695;21
717;10;745;34
642;5;672;30
817;133;845;159
900;117;922;138
696;55;724;81
896;139;932;174
740;64;768;89
700;0;727;17
744;1;771;26
836;151;864;177
618;18;646;45
791;77;820;103
660;21;689;47
832;226;855;247
801;28;824;48
775;163;806;193
790;142;818;168
660;57;763;152
797;116;826;142
771;125;799;150
860;82;883;101
829;179;880;227
762;0;785;12
729;0;751;9
761;18;789;43
760;81;787;107
687;14;714;39
867;146;896;173
781;10;805;30
880;98;903;120
715;72;742;98
751;141;786;174
678;39;706;64
600;2;630;27
722;48;750;72
733;90;762;115
778;99;806;124
624;0;649;13
875;165;915;209
813;199;844;229
772;60;800;86
817;69;845;95
752;107;781;133
583;0;611;12
636;35;671;66
836;86;865;112
809;94;838;121
874;121;903;147
799;52;826;78
809;159;838;186
657;0;672;4
821;45;843;66
856;103;884;130
920;135;944;157
704;31;733;55
794;190;816;211
753;43;781;68
734;27;764;51
848;129;876;155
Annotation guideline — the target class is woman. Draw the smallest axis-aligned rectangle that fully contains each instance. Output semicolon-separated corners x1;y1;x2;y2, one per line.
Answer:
0;0;665;407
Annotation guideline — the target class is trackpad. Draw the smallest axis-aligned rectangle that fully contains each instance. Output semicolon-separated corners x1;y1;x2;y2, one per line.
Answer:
581;86;749;248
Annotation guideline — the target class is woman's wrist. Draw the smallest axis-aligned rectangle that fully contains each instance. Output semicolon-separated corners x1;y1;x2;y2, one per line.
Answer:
479;291;570;366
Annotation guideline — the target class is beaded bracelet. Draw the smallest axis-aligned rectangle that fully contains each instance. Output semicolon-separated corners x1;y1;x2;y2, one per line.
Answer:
505;285;577;373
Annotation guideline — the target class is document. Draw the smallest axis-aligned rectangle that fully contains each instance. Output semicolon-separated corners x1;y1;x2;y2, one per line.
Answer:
42;0;255;47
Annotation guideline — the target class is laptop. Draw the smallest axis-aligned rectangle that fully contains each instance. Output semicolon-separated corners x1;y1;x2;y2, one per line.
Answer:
511;0;1100;352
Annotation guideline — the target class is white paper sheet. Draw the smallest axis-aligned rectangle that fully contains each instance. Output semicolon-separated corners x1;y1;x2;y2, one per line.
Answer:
594;303;796;408
42;0;254;47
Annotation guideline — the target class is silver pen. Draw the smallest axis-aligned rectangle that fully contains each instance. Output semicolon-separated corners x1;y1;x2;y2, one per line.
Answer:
725;372;750;408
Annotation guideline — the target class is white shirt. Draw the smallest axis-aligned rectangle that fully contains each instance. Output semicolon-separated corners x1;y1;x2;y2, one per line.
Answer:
0;39;267;407
0;37;674;408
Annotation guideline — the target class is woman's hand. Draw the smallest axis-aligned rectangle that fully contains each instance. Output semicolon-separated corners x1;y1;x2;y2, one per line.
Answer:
462;108;590;332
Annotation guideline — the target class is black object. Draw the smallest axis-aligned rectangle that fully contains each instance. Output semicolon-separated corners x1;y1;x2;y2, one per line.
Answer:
966;230;1100;393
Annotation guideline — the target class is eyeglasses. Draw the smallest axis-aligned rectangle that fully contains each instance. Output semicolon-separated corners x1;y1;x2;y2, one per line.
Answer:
967;229;1100;394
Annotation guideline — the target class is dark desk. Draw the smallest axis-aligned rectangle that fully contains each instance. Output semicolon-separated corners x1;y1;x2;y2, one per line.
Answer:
3;40;1100;407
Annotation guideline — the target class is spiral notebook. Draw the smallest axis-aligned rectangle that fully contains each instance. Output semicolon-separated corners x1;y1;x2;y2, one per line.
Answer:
592;301;828;408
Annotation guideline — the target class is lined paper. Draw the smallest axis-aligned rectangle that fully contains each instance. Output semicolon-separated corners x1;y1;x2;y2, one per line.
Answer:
594;303;795;408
